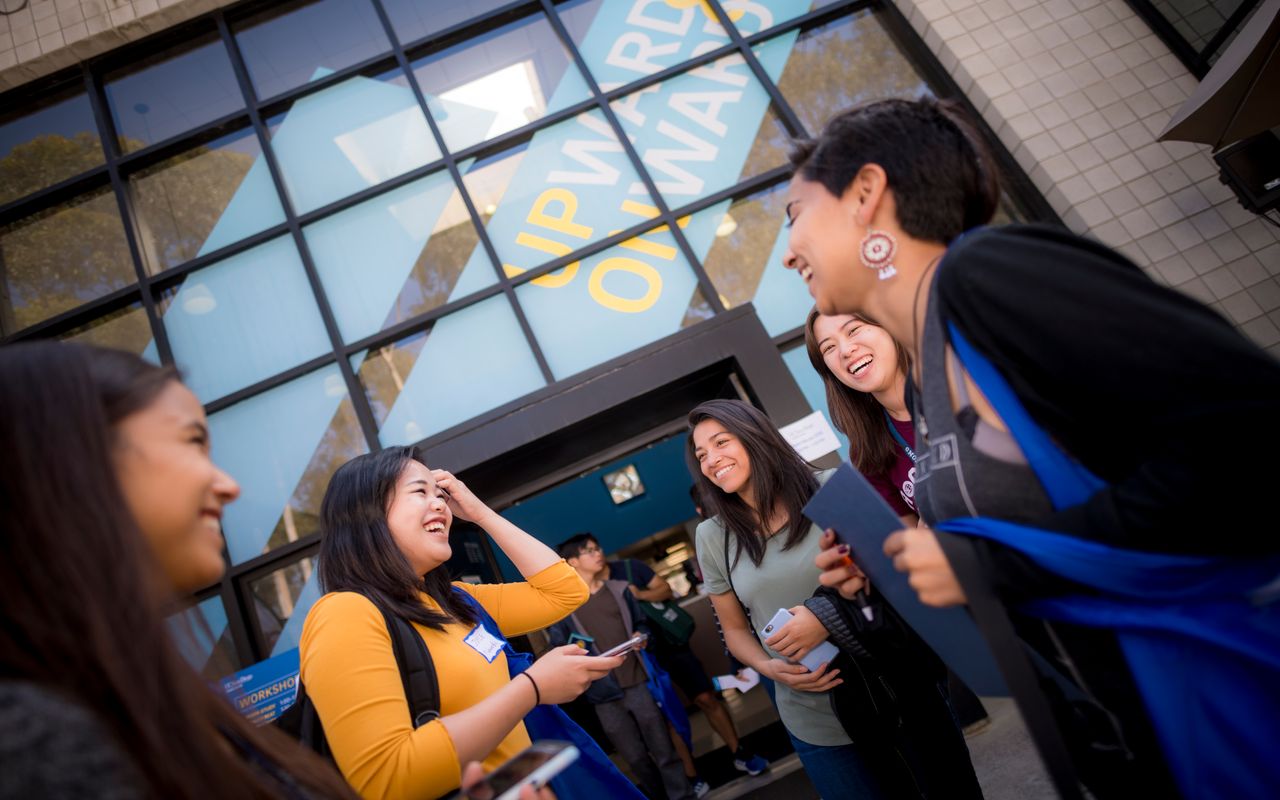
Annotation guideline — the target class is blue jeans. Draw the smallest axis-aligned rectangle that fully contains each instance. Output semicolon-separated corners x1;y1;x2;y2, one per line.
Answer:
788;731;885;799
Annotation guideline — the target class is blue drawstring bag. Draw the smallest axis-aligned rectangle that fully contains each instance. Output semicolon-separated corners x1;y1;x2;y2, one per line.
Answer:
640;649;692;749
456;591;645;800
937;322;1280;799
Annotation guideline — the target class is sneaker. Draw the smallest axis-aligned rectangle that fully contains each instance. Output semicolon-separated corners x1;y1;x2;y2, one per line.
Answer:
691;778;710;798
733;751;768;776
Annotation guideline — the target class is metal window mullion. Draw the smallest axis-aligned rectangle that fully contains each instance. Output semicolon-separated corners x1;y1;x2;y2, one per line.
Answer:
703;0;809;139
1197;0;1262;67
539;0;727;315
216;12;384;453
367;0;557;385
82;65;175;365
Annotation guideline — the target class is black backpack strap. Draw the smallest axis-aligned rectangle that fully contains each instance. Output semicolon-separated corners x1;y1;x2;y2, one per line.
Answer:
380;607;441;728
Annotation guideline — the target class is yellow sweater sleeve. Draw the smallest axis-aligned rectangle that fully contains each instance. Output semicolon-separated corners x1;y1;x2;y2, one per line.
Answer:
456;560;588;636
300;592;460;800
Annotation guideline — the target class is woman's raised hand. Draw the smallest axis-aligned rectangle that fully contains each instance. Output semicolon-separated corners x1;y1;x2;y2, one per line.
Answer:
814;529;869;600
764;605;829;661
432;469;490;523
760;658;842;693
523;646;624;705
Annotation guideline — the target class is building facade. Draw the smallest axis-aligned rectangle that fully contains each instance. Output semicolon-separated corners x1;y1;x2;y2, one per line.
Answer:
1;0;1274;680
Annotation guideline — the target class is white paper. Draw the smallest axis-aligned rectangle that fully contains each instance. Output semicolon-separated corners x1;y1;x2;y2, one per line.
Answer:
779;411;842;462
713;667;761;693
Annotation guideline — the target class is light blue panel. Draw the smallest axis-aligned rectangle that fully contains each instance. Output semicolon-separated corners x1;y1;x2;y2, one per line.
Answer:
305;168;486;342
271;73;443;214
168;595;229;673
754;219;816;336
198;153;286;256
272;573;323;656
496;434;696;580
164;236;330;403
781;345;850;460
210;364;353;564
379;295;545;446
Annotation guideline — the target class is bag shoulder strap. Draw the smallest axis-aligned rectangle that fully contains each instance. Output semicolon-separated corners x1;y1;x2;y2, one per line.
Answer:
379;607;441;728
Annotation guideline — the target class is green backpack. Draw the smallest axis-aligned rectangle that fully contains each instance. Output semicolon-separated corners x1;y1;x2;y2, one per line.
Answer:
624;560;696;646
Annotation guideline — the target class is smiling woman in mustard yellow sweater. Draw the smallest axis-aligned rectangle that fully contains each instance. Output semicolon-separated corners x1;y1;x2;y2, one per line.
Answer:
300;447;622;800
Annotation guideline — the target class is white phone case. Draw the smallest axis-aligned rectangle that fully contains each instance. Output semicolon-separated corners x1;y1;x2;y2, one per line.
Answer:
759;608;841;672
493;745;580;800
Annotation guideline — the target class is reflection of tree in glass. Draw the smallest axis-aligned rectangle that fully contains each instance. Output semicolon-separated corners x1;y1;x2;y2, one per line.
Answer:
360;330;429;428
61;303;154;355
0;131;104;205
700;185;789;310
380;212;480;330
251;556;318;636
0;185;134;334
263;396;369;555
775;11;930;137
680;289;715;329
741;107;791;183
132;142;258;273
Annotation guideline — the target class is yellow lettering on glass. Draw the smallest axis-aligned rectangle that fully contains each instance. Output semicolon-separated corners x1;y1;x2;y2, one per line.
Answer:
610;200;691;261
528;188;594;240
665;0;745;23
504;232;579;288
589;257;663;313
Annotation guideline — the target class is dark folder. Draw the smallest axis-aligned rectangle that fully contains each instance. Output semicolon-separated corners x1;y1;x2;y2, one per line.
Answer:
804;463;1008;696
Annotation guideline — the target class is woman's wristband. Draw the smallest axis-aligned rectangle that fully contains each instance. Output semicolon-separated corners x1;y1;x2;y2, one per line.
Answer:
518;671;541;705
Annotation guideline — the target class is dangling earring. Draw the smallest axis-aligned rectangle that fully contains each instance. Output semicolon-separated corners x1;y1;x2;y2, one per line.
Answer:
859;229;898;280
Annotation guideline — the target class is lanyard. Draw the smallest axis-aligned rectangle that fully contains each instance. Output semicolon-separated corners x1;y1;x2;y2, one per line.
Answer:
883;409;917;464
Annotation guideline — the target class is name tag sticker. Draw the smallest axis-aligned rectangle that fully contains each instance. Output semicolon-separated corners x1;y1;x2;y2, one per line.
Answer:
464;624;504;663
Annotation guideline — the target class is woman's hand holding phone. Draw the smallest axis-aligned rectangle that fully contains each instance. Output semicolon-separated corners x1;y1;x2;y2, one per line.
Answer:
460;761;556;800
523;646;623;705
764;606;829;661
759;658;843;693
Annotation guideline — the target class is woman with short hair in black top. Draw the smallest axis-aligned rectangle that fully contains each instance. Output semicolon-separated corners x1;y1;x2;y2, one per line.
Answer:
782;97;1280;799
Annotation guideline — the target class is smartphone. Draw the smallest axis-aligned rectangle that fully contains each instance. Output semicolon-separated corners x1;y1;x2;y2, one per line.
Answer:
597;632;648;658
462;741;579;800
759;608;840;672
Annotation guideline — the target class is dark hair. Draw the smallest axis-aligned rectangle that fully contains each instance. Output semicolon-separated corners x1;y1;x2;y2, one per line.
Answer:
557;532;599;561
0;342;356;800
685;399;819;568
788;97;1000;244
803;307;911;477
688;484;706;519
318;446;477;631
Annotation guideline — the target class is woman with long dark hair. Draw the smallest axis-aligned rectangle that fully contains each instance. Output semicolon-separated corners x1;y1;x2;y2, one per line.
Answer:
687;398;980;799
0;342;359;800
786;97;1280;798
803;307;917;524
301;447;621;799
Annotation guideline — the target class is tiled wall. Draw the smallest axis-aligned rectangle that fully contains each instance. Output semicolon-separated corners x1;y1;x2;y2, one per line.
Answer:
3;0;1278;355
894;0;1280;356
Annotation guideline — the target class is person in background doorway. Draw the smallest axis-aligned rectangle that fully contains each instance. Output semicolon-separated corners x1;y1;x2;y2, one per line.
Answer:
549;535;696;800
607;553;769;796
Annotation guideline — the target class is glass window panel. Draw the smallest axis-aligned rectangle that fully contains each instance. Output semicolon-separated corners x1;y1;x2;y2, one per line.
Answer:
764;11;930;138
356;294;546;446
383;0;510;46
131;127;285;274
514;223;714;379
559;0;797;85
168;595;241;679
247;554;321;655
60;302;155;357
267;68;441;214
306;167;493;343
234;0;392;101
158;236;331;402
0;88;104;204
411;12;589;153
105;36;244;153
0;188;135;335
691;183;814;336
459;109;654;277
609;54;790;207
212;364;369;565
